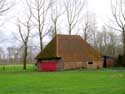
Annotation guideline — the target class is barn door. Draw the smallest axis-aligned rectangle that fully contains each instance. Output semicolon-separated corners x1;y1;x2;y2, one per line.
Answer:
41;62;57;71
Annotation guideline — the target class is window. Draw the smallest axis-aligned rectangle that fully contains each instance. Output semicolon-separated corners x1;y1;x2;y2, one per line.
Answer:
88;62;93;64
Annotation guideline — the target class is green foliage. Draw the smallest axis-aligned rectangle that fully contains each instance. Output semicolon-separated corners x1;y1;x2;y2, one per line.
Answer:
0;69;125;94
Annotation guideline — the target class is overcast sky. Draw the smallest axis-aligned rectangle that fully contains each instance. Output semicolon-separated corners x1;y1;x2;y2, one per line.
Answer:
87;0;112;27
4;0;112;30
0;0;120;48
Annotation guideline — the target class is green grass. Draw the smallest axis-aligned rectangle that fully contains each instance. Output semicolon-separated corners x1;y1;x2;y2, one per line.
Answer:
0;64;35;72
0;67;125;94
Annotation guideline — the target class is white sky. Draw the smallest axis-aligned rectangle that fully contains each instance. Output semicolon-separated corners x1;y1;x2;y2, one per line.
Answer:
0;0;119;48
4;0;113;29
87;0;112;27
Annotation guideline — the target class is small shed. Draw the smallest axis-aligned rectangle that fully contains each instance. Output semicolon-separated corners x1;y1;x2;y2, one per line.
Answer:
35;35;103;71
102;56;115;68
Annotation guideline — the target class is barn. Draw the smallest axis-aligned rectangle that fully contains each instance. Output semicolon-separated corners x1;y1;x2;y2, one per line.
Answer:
35;35;103;71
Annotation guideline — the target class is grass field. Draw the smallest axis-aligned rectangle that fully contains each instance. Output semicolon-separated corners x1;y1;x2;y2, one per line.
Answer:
0;64;35;71
0;66;125;94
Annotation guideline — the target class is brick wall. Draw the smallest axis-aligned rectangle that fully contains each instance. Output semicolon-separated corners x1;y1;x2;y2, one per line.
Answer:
63;62;83;70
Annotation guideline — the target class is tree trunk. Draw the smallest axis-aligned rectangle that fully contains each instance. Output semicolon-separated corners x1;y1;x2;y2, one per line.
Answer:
40;36;43;51
23;43;28;70
69;24;71;35
54;20;57;36
84;31;87;41
122;30;125;66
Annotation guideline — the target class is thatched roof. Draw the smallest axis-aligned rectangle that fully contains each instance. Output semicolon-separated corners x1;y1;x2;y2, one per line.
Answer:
36;35;101;62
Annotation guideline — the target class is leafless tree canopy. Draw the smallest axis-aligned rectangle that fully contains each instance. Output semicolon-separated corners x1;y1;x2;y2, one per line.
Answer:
64;0;85;35
15;0;33;69
16;15;32;69
29;0;51;51
111;0;125;64
0;0;12;15
50;0;64;38
81;12;97;43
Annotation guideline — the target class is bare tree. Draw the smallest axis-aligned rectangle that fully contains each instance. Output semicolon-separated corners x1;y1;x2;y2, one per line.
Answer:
81;12;98;47
95;26;119;56
82;11;89;41
108;31;117;55
111;0;125;64
16;14;32;69
28;0;51;51
50;0;64;38
16;1;33;69
64;0;85;35
95;31;104;52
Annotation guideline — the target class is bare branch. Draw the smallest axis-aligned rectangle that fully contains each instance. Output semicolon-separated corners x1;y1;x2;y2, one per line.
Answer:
17;18;25;43
0;0;14;15
30;0;51;51
105;23;122;32
64;0;85;35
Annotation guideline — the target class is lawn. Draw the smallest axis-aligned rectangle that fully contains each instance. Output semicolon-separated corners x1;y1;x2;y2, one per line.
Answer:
0;64;35;71
0;68;125;94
